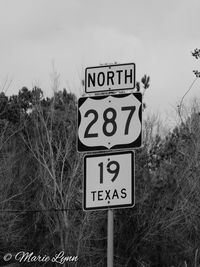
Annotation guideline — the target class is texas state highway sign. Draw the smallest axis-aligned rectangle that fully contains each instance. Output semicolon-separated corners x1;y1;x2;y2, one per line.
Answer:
77;92;142;152
83;150;135;211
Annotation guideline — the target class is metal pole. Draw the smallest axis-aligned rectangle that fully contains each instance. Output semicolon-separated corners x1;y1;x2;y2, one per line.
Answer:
107;208;114;267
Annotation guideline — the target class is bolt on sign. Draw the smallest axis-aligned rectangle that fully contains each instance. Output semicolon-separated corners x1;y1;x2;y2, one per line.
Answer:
85;63;135;94
83;151;135;211
77;92;142;152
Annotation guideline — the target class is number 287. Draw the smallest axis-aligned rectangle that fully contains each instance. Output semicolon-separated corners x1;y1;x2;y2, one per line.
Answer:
84;106;136;138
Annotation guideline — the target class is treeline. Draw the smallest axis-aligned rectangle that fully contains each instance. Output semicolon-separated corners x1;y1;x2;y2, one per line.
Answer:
0;87;200;266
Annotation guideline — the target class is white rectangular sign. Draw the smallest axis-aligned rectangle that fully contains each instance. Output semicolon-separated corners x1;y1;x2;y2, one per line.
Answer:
85;63;135;93
83;151;135;211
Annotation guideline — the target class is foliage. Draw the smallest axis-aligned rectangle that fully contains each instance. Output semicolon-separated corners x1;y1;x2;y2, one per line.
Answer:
0;85;200;267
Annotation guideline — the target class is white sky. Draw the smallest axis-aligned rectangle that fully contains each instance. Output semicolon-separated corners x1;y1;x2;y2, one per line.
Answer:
0;0;200;123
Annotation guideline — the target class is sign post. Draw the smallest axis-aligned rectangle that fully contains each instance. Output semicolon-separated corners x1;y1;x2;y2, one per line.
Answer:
107;209;114;267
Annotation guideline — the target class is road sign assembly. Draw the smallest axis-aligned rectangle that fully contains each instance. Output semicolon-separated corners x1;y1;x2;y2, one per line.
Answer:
85;63;135;93
79;62;141;267
83;151;135;211
77;92;142;152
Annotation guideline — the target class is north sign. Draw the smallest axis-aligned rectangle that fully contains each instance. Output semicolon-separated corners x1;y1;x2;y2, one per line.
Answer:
77;93;142;152
83;151;135;211
85;63;135;93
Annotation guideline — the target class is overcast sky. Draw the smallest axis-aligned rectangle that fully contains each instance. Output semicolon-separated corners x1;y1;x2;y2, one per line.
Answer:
0;0;200;123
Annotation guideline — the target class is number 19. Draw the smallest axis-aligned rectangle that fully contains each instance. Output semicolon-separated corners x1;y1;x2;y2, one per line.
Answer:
98;160;120;184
